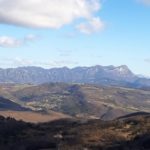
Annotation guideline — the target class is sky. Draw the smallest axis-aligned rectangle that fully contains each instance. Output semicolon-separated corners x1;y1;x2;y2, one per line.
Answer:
0;0;150;76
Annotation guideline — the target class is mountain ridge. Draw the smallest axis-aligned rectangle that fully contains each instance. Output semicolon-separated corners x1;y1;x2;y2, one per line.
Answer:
0;65;150;88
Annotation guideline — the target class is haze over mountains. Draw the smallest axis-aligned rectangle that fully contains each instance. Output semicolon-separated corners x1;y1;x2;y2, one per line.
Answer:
0;65;150;88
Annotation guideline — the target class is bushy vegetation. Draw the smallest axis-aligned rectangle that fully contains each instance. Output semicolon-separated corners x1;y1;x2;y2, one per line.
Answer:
0;114;150;150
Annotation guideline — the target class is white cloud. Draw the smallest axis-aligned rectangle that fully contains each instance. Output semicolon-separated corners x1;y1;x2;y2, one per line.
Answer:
0;36;22;48
0;34;39;48
137;0;150;6
0;0;104;33
144;58;150;63
76;17;104;34
24;34;40;41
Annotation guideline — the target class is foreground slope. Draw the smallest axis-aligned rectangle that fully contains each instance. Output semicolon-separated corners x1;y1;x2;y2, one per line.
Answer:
0;113;149;150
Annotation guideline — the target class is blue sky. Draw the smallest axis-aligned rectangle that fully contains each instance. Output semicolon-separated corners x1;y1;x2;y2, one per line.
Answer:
0;0;150;76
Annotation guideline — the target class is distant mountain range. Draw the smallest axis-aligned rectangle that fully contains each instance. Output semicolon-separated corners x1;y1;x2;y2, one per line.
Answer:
0;65;150;88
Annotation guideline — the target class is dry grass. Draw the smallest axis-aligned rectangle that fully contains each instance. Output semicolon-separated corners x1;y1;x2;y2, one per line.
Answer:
0;110;70;123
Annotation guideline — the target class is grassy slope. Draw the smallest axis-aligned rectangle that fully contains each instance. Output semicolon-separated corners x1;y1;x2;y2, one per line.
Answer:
0;110;71;123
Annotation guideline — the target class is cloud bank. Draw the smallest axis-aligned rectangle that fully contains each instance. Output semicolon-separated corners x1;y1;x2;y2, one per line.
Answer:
0;0;103;34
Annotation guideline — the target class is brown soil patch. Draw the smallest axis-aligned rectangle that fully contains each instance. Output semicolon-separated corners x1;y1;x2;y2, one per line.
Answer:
0;110;70;123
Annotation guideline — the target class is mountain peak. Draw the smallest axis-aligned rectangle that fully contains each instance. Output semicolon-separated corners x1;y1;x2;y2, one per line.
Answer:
118;65;129;69
116;65;132;73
